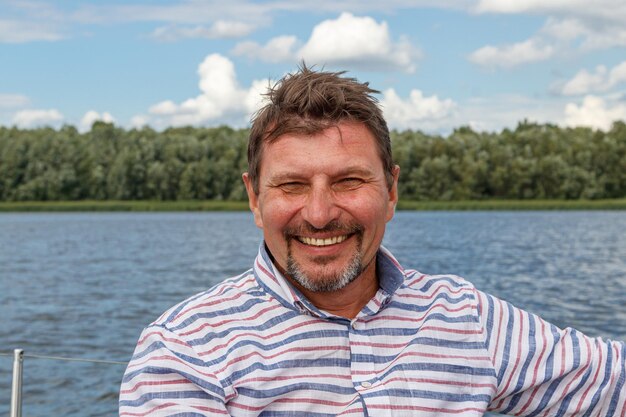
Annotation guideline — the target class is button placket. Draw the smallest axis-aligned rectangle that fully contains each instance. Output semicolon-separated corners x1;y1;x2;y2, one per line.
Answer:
349;318;377;392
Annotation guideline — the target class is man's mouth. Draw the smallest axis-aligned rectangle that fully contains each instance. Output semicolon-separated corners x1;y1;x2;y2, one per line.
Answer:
297;235;350;247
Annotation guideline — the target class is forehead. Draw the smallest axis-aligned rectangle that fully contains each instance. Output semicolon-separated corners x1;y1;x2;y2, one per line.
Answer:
259;122;383;178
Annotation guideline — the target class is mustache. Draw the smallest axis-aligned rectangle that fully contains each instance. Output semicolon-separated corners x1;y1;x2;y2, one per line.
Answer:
284;220;364;238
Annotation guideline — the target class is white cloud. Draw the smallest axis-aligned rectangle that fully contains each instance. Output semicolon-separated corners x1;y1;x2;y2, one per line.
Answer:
448;94;565;133
540;17;588;41
0;94;31;109
150;20;254;41
473;0;626;59
474;0;626;23
80;110;115;132
381;88;456;131
563;95;626;130
0;18;64;43
232;13;420;73
469;38;554;69
558;61;626;95
139;53;268;128
298;13;419;72
12;109;64;128
232;36;299;63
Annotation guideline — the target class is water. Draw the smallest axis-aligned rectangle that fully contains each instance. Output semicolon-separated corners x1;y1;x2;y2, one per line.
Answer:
1;211;625;416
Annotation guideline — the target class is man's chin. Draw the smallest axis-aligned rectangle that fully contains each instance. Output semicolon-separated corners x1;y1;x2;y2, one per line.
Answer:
286;256;363;293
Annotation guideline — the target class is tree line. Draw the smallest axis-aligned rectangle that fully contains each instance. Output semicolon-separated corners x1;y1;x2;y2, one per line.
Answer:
1;121;625;201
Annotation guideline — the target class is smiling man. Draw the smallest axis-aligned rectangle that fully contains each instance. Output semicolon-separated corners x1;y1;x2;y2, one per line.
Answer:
120;67;625;416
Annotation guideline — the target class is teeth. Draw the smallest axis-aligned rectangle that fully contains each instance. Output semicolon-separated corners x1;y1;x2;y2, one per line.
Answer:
299;235;348;246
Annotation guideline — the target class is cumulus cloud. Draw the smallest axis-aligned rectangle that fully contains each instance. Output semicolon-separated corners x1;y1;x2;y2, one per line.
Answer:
135;54;269;128
12;109;64;128
80;110;115;132
468;38;554;69
298;13;419;72
563;95;626;130
232;13;420;73
150;20;255;41
232;36;299;63
472;0;626;65
380;89;456;131
557;61;626;96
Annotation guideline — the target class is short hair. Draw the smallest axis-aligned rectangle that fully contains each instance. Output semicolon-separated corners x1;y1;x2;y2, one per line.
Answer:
247;65;393;194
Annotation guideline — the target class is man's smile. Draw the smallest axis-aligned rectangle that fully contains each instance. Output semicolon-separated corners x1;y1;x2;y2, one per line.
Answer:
297;234;350;247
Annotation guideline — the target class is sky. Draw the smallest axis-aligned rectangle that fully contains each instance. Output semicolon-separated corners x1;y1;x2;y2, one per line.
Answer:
1;0;626;134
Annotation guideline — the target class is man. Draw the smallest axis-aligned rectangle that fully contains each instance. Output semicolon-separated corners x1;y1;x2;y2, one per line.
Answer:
120;67;625;416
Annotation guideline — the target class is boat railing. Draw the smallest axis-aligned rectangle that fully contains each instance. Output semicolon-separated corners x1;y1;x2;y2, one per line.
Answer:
1;349;127;417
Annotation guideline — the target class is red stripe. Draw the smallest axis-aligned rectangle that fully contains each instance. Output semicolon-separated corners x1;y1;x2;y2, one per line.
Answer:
539;336;594;417
126;354;218;379
368;404;486;413
517;318;549;415
494;308;525;404
172;290;247;322
198;319;322;356
120;402;177;416
179;304;282;336
137;330;189;347
120;378;190;394
365;302;470;325
384;376;496;390
419;325;483;335
491;296;505;366
573;337;604;414
398;283;469;299
216;345;350;373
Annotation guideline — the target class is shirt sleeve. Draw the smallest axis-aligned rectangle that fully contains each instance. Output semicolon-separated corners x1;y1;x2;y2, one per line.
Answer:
474;289;626;417
119;324;231;416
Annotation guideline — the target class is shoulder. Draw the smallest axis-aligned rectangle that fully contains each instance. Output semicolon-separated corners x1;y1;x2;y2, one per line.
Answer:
150;269;267;332
402;268;477;294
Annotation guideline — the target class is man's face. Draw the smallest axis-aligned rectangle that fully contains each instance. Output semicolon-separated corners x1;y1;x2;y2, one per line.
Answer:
243;121;399;292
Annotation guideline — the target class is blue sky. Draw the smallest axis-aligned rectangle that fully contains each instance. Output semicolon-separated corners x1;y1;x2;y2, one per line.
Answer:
1;0;626;133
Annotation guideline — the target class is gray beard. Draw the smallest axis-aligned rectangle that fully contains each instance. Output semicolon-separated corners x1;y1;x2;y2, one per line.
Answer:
286;234;364;292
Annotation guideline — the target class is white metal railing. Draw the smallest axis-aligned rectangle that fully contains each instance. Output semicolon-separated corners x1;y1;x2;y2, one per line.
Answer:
1;349;127;417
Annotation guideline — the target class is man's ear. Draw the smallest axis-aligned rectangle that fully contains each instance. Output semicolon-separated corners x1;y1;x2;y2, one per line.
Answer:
242;172;263;229
386;165;400;222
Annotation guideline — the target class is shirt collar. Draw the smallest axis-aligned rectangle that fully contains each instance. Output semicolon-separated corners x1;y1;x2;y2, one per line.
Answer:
252;242;406;319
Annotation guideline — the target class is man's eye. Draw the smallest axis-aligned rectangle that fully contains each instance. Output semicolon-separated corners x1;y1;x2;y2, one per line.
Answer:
334;178;363;190
279;182;307;193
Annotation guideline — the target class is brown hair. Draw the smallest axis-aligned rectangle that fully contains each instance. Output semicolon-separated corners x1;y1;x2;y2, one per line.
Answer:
247;65;393;194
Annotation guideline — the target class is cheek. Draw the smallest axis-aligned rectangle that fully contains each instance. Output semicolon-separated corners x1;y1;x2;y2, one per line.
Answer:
260;197;300;232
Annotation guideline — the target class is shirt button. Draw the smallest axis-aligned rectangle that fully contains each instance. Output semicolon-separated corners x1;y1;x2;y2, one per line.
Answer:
361;381;372;389
351;321;357;329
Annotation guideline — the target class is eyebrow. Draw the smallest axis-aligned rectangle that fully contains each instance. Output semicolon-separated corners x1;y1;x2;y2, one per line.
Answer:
268;166;376;184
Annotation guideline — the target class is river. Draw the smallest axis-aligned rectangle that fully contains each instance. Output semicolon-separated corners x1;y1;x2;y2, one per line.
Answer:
1;211;625;416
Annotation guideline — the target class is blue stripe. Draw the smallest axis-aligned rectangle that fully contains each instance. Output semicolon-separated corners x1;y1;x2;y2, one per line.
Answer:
227;358;352;381
119;390;218;408
168;298;268;332
121;367;225;397
387;292;474;312
496;302;515;387
604;342;626;417
501;312;538;414
236;382;356;398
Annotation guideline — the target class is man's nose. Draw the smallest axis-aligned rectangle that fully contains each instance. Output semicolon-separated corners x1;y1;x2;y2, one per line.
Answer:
301;186;340;229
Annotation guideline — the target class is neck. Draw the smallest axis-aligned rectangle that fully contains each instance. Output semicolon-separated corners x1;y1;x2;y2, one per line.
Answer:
287;260;379;319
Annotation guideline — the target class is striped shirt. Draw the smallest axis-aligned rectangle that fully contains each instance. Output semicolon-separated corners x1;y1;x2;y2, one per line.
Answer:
120;244;626;416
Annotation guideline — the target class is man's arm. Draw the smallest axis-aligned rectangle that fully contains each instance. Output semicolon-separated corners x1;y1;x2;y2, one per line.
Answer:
475;289;626;416
119;324;230;417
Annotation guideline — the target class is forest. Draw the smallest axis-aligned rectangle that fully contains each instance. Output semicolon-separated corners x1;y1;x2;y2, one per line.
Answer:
1;120;625;202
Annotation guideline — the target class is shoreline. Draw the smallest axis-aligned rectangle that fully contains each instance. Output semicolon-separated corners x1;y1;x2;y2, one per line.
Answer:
1;199;626;212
